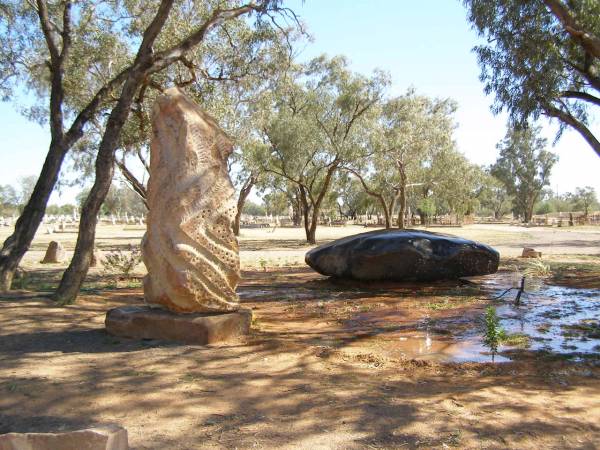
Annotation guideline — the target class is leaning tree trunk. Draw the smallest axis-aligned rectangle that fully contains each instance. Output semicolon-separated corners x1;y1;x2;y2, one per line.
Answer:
233;174;256;236
0;140;68;290
53;73;144;304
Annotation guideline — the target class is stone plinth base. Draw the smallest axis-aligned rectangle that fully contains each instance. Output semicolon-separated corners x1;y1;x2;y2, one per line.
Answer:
0;425;128;450
105;306;252;345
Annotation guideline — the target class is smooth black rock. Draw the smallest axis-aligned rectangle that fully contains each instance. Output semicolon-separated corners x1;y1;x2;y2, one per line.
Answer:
305;229;499;281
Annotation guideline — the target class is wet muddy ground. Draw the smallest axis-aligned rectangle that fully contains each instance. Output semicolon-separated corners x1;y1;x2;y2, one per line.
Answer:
241;268;600;364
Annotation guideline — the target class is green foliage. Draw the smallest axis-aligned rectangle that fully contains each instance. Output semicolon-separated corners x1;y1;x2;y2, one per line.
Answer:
0;184;18;215
464;0;600;156
491;125;557;222
77;183;145;217
417;197;436;219
263;190;289;216
103;247;142;279
257;55;388;241
482;306;506;357
568;186;599;215
334;173;375;218
499;333;531;348
242;201;266;216
477;172;512;219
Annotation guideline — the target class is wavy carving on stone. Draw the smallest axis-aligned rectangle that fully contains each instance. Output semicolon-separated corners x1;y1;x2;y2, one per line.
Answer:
142;87;240;313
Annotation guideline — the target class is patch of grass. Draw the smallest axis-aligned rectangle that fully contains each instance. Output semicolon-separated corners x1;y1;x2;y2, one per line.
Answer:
500;332;531;348
561;321;600;339
426;296;477;310
523;259;552;278
536;323;552;333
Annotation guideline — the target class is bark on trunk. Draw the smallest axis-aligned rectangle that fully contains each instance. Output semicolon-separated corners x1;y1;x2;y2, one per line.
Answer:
396;161;407;229
233;175;256;236
53;71;146;304
0;140;68;290
297;186;311;242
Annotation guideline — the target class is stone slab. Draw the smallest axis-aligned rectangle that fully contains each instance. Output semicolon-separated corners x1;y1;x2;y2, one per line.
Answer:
0;425;128;450
105;306;252;345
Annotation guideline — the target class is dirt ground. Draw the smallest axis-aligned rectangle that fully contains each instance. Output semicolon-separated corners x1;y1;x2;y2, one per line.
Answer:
1;223;599;449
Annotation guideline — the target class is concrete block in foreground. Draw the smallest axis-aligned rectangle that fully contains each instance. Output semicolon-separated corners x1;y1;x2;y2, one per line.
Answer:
105;306;252;345
0;424;128;450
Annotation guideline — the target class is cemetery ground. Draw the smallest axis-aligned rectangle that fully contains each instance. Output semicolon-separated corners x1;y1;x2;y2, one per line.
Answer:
1;224;599;449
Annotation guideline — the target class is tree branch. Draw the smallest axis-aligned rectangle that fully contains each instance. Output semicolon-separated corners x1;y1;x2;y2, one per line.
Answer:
149;2;265;74
543;0;600;58
560;90;600;107
543;103;600;158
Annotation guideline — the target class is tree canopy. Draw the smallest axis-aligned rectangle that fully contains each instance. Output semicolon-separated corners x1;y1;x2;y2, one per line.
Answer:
464;0;600;157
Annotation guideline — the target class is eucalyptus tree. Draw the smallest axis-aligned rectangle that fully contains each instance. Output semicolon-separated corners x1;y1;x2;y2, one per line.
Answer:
568;186;598;217
491;125;558;222
478;172;512;220
464;0;600;157
92;25;297;234
430;151;486;221
0;0;132;290
334;173;374;220
343;90;457;229
0;0;298;295
259;56;388;243
54;0;299;304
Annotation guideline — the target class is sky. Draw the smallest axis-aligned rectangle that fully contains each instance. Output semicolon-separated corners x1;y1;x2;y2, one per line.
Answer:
0;0;599;205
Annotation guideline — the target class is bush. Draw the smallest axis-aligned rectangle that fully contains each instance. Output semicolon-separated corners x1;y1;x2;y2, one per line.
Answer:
103;246;142;279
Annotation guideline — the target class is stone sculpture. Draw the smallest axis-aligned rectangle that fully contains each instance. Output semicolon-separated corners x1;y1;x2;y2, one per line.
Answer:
41;241;65;264
305;229;499;281
142;88;240;313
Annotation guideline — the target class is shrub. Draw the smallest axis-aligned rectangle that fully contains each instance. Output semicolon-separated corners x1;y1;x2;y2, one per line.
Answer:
103;246;142;279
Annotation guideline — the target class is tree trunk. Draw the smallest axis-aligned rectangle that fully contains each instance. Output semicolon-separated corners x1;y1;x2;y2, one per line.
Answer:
397;168;407;229
378;197;391;228
0;140;68;290
53;138;118;304
307;207;319;245
53;71;145;304
298;186;311;242
233;175;256;236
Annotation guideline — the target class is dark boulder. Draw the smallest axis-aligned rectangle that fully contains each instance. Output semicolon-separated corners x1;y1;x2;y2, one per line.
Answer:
305;229;499;281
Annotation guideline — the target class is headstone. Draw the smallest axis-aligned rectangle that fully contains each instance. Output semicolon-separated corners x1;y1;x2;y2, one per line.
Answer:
0;424;128;450
521;247;542;258
41;241;65;264
106;88;248;344
90;249;103;267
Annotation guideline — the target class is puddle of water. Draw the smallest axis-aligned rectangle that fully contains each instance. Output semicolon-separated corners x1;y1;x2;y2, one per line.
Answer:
346;274;599;363
376;332;511;363
495;283;600;356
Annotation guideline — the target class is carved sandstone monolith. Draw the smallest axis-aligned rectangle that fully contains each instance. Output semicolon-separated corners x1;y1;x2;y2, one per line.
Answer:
142;88;240;313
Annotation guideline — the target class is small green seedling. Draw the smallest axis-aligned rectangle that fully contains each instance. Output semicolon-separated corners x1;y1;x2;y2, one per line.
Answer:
483;306;506;360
